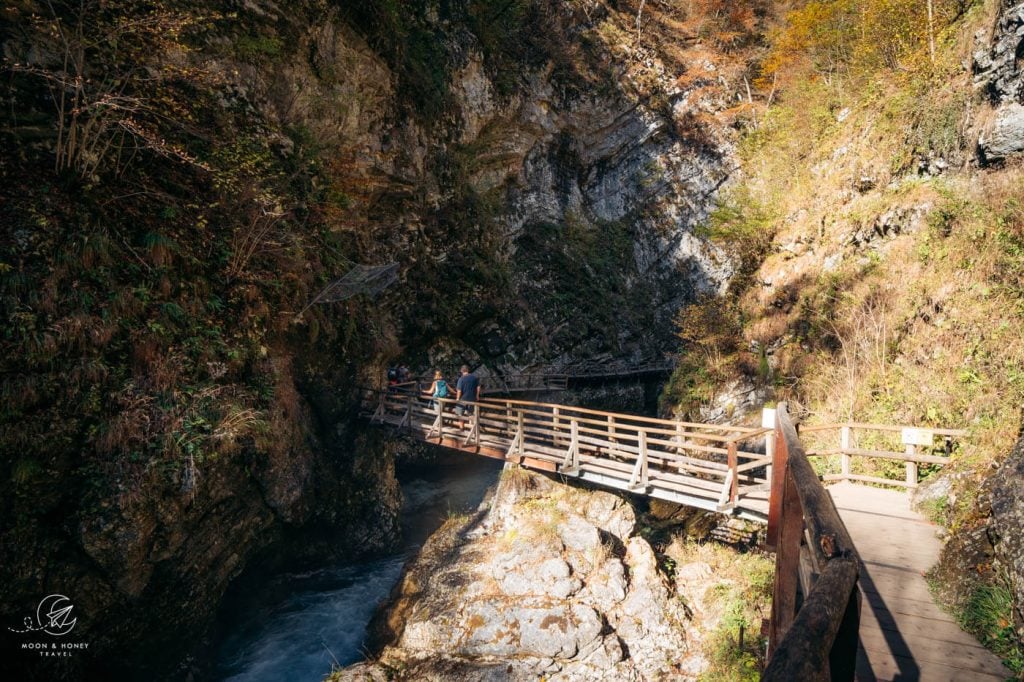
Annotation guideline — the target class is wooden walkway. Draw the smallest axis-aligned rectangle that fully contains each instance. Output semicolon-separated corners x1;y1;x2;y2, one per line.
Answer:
366;391;773;520
828;481;1011;681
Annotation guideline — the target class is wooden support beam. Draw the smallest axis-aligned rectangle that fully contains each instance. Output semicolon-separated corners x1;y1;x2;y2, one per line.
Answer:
608;414;617;455
553;406;562;448
728;440;739;504
628;430;649;490
768;467;803;656
840;425;851;478
426;401;443;439
717;469;734;509
561;419;580;474
905;443;918;488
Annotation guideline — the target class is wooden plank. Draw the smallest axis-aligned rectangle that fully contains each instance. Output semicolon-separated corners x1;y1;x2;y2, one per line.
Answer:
727;441;738;504
857;627;1011;677
858;606;996;651
856;648;1007;682
826;482;1012;681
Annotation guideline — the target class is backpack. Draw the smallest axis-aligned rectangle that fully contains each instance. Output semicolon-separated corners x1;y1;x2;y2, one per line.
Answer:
435;380;448;398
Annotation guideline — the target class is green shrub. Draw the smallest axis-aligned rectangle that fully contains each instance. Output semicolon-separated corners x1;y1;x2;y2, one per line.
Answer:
957;580;1024;674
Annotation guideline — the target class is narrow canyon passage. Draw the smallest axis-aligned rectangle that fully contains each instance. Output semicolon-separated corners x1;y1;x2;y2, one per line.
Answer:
210;453;502;681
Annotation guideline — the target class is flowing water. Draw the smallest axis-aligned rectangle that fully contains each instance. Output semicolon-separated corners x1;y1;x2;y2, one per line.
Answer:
213;452;503;681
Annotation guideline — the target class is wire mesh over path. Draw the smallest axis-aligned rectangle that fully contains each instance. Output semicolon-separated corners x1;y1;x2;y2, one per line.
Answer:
316;262;399;302
297;262;399;317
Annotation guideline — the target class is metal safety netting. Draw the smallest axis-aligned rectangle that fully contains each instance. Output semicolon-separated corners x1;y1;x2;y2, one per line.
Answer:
314;262;399;302
297;262;399;318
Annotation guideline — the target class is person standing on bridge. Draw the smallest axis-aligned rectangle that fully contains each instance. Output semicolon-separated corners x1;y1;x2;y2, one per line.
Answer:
455;365;480;429
425;370;449;412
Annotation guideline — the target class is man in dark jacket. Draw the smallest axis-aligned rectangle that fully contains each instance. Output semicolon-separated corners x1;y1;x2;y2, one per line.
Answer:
455;365;480;429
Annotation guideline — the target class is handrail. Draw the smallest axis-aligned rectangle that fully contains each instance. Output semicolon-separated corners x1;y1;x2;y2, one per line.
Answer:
797;420;964;488
798;421;967;437
764;402;861;681
479;396;764;434
360;388;772;514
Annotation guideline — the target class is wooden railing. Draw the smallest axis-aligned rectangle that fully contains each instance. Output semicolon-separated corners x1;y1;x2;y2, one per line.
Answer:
764;402;862;681
365;390;773;516
800;421;967;488
482;373;569;394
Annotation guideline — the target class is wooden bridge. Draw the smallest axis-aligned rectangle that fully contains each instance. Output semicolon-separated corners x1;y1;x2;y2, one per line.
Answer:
364;391;1012;680
367;389;773;520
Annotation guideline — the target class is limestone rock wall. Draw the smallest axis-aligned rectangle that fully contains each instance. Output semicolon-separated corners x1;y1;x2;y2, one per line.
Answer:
975;0;1024;162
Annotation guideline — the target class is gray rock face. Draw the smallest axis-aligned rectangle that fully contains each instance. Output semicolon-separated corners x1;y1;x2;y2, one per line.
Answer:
973;1;1024;104
987;435;1024;627
974;0;1024;162
980;102;1024;163
253;9;737;374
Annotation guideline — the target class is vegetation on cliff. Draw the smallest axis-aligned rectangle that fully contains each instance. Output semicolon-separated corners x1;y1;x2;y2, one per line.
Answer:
666;0;1024;669
0;0;755;677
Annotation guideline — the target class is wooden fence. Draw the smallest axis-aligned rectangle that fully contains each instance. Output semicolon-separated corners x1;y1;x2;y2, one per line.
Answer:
764;402;862;680
366;390;773;517
800;421;967;488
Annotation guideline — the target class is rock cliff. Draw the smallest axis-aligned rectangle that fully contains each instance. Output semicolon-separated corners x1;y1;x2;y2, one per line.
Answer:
331;468;770;681
975;0;1024;162
0;0;750;678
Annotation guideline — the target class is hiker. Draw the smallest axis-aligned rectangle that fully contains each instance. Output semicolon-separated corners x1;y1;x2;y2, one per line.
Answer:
397;364;411;387
386;366;398;392
424;370;449;411
455;364;481;428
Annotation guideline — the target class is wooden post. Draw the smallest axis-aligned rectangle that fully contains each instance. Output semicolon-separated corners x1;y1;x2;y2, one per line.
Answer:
768;466;804;656
464;408;480;447
428;399;444;441
762;408;777;485
639;430;648;487
727;440;739;504
840;425;851;480
517;410;525;457
608;415;617;455
767;414;789;552
630;430;649;490
553;406;562;448
561;419;580;474
905;443;918;488
400;394;413;430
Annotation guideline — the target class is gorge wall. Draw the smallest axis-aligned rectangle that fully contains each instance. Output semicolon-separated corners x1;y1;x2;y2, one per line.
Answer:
0;1;755;678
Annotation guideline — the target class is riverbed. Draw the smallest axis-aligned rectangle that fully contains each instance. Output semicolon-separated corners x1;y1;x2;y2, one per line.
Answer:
212;452;503;681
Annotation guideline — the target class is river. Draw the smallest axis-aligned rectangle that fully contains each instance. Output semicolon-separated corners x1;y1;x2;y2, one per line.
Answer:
212;452;503;681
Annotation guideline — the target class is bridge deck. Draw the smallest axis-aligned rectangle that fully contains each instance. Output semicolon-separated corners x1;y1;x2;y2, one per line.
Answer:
828;482;1011;681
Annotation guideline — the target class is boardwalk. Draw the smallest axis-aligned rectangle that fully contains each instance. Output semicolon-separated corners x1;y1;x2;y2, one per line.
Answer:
368;394;1009;678
366;391;772;520
828;482;1011;681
